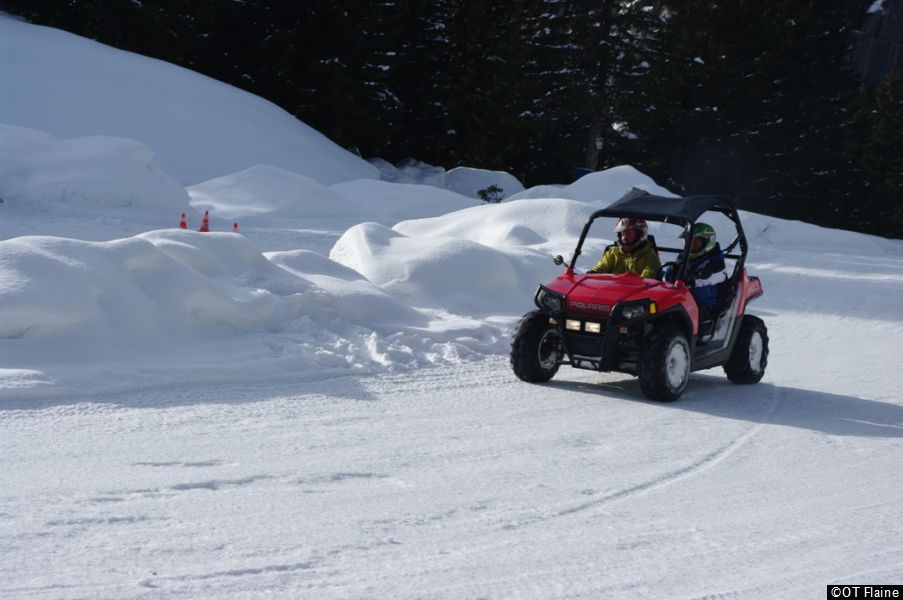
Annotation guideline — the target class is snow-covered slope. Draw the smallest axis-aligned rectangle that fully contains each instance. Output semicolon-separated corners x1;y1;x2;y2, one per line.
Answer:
0;14;377;185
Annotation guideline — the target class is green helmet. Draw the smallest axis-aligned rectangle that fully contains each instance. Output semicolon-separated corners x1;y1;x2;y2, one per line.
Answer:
681;222;716;259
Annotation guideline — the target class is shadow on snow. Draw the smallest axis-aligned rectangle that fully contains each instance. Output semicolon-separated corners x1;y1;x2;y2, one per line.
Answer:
0;370;380;411
543;374;903;439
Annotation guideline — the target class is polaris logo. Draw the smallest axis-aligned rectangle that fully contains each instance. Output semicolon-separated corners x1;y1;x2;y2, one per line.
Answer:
568;301;610;312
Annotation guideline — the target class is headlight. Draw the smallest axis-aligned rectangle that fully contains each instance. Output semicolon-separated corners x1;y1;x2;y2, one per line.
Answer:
584;321;602;333
534;286;564;314
620;304;647;320
618;301;656;320
565;319;581;331
620;304;655;321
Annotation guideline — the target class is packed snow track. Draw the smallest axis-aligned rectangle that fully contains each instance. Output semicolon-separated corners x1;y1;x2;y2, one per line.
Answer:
4;357;901;599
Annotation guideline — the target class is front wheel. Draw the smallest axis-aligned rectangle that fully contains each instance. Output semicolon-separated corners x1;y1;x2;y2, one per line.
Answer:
724;315;768;384
638;327;691;402
510;311;561;382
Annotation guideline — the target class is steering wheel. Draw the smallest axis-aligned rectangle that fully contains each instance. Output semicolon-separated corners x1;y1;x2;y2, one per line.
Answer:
658;261;680;282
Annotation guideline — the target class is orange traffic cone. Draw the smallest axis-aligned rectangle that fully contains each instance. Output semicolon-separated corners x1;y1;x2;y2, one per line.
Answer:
179;213;187;229
199;210;210;232
233;222;239;233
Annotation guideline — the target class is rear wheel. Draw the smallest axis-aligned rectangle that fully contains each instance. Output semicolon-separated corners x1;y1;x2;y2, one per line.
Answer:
724;315;768;384
510;311;561;382
638;327;691;402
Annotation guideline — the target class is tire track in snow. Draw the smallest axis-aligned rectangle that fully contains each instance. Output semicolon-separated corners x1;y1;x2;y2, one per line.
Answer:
136;538;405;590
507;384;781;529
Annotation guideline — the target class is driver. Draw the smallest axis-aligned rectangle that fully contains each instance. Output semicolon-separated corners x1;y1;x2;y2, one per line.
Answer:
589;217;661;278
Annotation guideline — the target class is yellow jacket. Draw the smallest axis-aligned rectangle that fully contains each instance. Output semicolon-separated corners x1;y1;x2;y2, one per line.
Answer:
589;240;661;279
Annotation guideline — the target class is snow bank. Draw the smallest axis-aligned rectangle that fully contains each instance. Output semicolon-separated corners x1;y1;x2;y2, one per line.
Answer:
508;165;674;203
0;231;504;399
0;231;307;345
444;166;525;200
185;169;479;234
368;158;525;200
369;158;448;187
188;165;357;220
329;199;607;316
0;124;191;217
392;198;594;249
330;179;475;221
328;168;681;314
741;210;902;254
0;14;377;185
330;218;568;316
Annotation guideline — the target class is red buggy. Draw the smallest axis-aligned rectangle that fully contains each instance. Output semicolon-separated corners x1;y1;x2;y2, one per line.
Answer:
510;189;768;401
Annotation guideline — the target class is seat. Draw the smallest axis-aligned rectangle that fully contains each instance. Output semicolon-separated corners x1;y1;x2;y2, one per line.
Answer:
697;277;735;339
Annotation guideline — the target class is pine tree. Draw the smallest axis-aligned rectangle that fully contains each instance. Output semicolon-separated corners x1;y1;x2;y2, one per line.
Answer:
636;0;869;227
515;0;662;184
444;0;526;172
380;0;458;163
854;70;903;235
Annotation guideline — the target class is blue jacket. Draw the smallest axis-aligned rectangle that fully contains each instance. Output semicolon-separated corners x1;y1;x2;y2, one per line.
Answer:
665;244;728;310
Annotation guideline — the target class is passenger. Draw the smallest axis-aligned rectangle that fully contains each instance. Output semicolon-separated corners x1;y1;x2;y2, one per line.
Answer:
589;217;661;279
665;222;728;318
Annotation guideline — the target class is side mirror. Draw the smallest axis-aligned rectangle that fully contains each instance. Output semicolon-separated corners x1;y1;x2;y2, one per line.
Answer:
553;255;564;266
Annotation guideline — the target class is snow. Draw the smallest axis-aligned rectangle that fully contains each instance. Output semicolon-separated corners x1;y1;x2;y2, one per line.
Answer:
369;158;526;200
188;165;358;221
506;164;674;202
444;166;526;200
0;14;377;186
3;15;903;600
329;179;476;222
0;124;191;217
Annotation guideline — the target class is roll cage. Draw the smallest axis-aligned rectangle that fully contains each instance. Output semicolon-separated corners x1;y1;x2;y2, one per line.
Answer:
566;188;749;283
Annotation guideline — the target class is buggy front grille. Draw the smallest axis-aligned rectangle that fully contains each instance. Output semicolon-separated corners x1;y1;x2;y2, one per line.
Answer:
564;333;603;357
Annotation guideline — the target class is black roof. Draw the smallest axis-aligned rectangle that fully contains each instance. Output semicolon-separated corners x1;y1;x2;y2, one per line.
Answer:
591;188;734;226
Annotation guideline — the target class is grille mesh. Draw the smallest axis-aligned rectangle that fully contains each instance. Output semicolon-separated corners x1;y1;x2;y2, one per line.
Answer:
565;333;603;357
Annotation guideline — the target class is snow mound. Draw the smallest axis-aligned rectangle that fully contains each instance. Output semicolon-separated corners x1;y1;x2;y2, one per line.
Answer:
330;222;562;316
330;179;475;221
328;180;684;316
265;249;366;282
327;174;688;316
445;166;525;200
0;124;190;217
508;165;674;203
0;15;377;185
507;184;568;200
184;170;480;234
0;230;507;399
369;158;448;187
0;231;307;344
392;197;594;250
368;159;524;200
742;211;902;254
187;165;357;221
